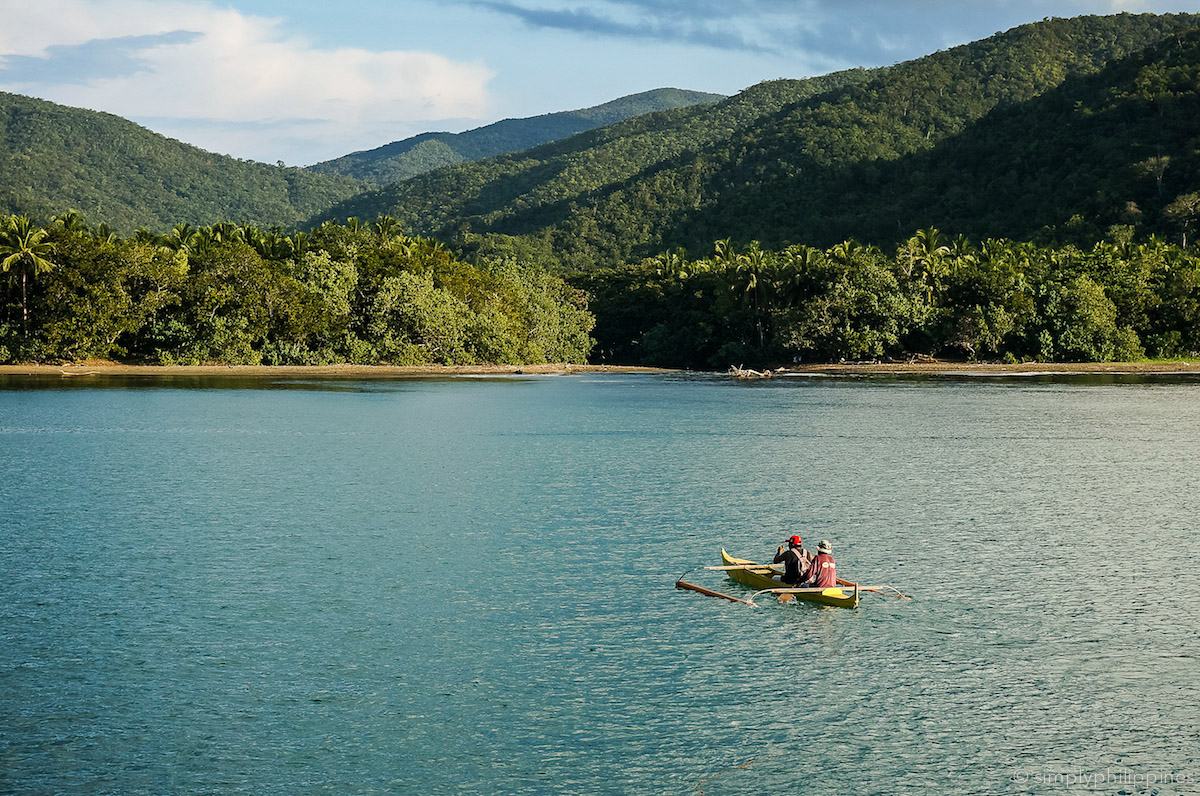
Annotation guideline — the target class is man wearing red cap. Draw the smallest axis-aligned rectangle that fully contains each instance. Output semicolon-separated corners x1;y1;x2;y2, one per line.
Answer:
773;535;812;585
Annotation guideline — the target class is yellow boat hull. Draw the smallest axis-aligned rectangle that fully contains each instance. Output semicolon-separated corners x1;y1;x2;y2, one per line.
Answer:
720;549;860;609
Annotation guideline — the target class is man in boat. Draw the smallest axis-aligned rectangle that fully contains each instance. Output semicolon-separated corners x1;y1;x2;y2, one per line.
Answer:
772;535;812;585
800;540;837;588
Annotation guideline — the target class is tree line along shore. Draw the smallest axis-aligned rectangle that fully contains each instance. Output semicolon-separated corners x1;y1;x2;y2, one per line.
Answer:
0;213;594;367
4;363;1200;380
575;229;1200;369
2;213;1199;369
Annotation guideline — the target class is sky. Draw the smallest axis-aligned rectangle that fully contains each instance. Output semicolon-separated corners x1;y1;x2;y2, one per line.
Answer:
1;0;1198;166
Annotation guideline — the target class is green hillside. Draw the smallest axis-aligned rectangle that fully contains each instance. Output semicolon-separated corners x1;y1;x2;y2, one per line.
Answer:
755;27;1200;249
0;92;364;233
314;71;870;242
320;13;1200;270
306;88;725;185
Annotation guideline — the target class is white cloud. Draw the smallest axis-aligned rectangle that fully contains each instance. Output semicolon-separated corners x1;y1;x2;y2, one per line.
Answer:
0;0;495;164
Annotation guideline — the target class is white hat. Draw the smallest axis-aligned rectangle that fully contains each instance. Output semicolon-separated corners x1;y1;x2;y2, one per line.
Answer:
817;540;832;554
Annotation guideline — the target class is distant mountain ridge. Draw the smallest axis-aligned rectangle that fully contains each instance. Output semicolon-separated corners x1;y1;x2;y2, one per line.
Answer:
305;88;725;185
313;70;870;240
314;13;1200;269
0;91;364;233
0;87;723;233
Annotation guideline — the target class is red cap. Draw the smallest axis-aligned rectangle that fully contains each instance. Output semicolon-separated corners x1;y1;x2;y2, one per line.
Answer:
789;535;802;546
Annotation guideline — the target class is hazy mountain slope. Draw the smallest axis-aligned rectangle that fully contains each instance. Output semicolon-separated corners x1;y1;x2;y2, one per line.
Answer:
0;92;363;233
321;13;1200;269
314;70;872;234
306;88;725;185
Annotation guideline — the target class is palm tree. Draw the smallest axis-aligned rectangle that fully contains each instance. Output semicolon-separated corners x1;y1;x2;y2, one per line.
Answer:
193;226;220;250
374;215;402;243
732;242;774;352
211;222;242;245
93;223;118;245
386;235;416;258
829;239;864;268
290;231;310;261
52;210;87;235
777;245;822;308
0;216;57;337
240;224;264;247
909;228;951;305
713;238;737;268
947;234;975;265
653;247;691;280
168;223;197;252
133;227;159;245
252;231;294;261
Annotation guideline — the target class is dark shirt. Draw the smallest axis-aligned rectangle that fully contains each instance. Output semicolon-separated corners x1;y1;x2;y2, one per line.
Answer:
772;546;812;585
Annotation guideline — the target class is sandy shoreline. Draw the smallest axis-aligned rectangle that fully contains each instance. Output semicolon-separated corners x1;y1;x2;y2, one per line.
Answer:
782;360;1200;376
2;360;1199;378
0;362;669;377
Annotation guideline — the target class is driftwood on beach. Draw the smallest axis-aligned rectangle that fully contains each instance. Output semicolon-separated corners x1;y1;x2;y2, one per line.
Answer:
728;365;773;379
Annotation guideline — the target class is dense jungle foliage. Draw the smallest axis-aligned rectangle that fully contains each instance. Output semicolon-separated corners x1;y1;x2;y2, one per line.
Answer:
307;88;724;186
0;93;364;234
573;231;1200;368
7;210;1199;367
324;13;1200;270
0;213;593;366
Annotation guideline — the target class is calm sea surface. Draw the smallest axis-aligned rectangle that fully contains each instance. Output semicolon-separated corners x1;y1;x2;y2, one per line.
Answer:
2;373;1198;795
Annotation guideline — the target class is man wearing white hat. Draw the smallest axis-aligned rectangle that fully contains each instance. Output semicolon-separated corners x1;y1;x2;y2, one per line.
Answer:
801;540;837;588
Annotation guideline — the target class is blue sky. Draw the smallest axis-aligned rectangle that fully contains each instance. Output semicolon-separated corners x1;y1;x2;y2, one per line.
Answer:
1;0;1198;165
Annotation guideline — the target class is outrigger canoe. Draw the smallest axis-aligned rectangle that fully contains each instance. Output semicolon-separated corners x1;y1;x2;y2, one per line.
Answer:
720;548;860;609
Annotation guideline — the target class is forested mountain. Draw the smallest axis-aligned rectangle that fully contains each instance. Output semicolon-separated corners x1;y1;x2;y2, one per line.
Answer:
316;70;871;250
0;92;363;233
319;13;1200;270
306;88;724;185
778;28;1200;249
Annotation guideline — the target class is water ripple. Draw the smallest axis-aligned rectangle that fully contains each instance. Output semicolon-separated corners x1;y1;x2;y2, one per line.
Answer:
1;375;1197;795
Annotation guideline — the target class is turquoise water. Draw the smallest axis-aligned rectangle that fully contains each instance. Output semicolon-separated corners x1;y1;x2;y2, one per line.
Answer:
2;374;1198;795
